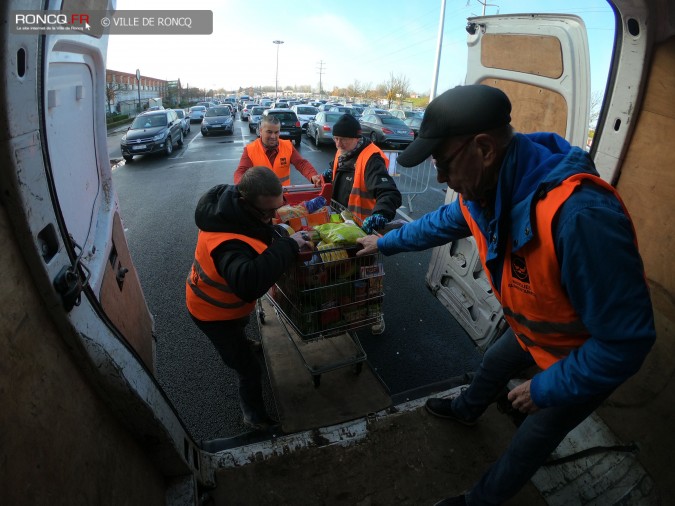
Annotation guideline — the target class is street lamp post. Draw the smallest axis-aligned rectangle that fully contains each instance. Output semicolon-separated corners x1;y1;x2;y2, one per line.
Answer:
273;40;284;100
135;68;141;113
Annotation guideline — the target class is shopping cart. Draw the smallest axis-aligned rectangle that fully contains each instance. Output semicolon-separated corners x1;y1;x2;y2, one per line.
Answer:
261;183;385;387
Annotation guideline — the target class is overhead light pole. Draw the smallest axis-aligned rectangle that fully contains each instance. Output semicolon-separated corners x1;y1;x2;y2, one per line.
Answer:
429;0;446;101
273;40;284;99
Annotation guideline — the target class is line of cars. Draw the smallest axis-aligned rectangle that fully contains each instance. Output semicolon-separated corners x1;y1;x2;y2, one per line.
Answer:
306;107;424;150
120;100;425;162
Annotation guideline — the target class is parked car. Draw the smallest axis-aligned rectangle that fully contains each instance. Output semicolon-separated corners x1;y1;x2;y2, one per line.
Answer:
240;102;257;121
195;101;216;109
291;105;318;132
403;117;423;138
273;100;289;109
248;106;266;133
329;105;363;119
359;114;414;149
258;108;302;145
362;107;393;117
389;109;424;120
306;111;343;147
200;106;234;136
221;103;236;117
120;109;183;162
259;99;273;108
188;105;207;123
173;109;190;135
317;103;338;112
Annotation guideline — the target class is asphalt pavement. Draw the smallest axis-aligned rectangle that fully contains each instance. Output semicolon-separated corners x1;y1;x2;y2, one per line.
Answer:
108;116;482;442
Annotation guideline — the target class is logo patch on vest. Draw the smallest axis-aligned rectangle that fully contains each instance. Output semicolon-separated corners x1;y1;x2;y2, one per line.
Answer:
280;157;288;166
508;253;534;295
511;254;529;283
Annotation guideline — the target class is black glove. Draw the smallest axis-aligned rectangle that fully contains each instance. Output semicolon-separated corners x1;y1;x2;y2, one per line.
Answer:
322;168;333;183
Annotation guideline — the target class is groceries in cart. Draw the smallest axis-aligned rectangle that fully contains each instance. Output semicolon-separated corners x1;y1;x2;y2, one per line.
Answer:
267;185;385;340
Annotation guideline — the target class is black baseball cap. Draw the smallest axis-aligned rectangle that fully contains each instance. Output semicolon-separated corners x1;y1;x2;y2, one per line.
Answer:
397;85;512;167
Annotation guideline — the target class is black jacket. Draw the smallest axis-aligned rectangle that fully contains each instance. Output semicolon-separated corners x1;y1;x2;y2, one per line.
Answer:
194;184;299;302
330;138;402;221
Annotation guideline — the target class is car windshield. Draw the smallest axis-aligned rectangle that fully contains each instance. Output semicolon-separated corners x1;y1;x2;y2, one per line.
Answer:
174;110;185;118
206;107;230;117
297;107;318;115
325;113;342;122
406;111;424;119
131;114;166;129
251;107;265;114
191;106;205;112
269;112;295;121
381;117;406;126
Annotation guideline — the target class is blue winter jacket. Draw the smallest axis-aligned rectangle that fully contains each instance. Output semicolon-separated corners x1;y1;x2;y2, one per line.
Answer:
378;133;655;407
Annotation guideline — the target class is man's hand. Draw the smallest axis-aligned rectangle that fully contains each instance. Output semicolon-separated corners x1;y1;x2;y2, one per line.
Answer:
321;168;333;184
362;214;388;234
290;231;314;252
310;174;322;187
356;235;380;256
507;380;539;414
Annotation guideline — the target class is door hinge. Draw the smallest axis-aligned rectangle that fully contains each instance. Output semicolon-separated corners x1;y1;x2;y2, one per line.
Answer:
53;238;91;312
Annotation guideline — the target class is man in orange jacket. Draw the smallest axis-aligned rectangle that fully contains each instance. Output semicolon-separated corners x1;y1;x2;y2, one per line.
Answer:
186;166;314;430
235;115;321;187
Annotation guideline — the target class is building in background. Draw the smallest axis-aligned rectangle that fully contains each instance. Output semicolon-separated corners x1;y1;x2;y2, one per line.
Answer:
105;69;180;115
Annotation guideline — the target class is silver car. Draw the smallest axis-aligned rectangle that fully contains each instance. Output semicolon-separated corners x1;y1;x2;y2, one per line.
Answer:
188;105;206;123
173;109;190;135
248;106;266;133
240;102;257;121
291;105;318;133
306;111;343;147
359;114;415;150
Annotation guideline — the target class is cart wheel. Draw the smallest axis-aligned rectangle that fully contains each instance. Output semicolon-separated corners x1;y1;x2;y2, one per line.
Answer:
353;363;363;375
313;375;321;388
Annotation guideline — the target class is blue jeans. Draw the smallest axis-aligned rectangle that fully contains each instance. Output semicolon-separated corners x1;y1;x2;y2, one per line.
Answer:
453;329;608;506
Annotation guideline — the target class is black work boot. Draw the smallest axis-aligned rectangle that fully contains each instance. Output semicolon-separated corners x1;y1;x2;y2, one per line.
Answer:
425;398;477;427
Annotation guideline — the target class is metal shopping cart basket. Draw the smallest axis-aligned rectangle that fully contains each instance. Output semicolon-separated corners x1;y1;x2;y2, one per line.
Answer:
261;183;385;387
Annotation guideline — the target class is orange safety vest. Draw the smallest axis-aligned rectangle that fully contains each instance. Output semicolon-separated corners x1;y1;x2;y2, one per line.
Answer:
186;231;267;321
246;138;293;186
332;143;389;222
461;173;634;370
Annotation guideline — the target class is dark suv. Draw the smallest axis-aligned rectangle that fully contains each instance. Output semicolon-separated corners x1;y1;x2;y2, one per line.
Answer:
258;108;302;146
120;109;183;162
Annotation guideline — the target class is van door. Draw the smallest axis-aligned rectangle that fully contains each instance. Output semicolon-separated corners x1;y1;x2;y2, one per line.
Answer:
426;14;591;350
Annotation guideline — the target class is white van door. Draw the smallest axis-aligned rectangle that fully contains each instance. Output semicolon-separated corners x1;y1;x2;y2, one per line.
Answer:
426;14;591;350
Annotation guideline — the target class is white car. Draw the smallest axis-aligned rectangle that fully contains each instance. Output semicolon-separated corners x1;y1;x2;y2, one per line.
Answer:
188;105;206;123
291;105;318;133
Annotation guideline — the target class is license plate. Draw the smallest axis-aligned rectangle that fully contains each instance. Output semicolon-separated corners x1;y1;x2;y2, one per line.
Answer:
280;131;289;136
132;145;147;150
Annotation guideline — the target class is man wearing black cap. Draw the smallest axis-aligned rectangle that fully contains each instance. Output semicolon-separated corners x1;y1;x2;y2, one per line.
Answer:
322;113;401;235
356;85;655;505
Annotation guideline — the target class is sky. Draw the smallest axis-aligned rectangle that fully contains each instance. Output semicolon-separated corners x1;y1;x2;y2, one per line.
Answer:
105;0;616;97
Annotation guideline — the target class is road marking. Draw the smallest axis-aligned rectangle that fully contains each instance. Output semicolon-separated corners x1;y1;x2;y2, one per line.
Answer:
302;138;319;152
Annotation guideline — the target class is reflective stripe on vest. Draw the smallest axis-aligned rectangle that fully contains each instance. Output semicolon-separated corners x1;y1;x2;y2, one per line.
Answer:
460;173;633;369
246;138;293;186
333;143;389;222
186;231;267;321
